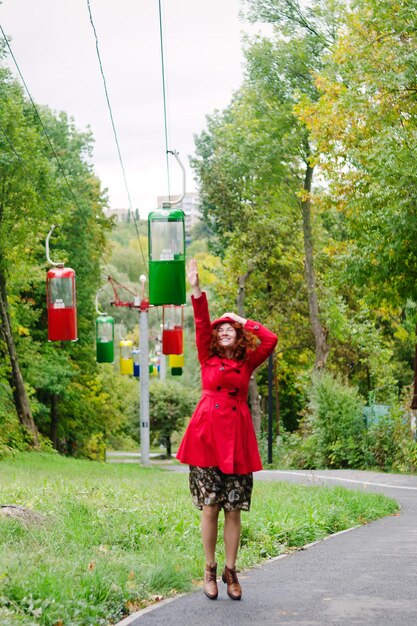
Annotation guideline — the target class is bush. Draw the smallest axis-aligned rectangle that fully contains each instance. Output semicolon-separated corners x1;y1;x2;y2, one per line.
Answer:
305;372;367;467
261;374;417;473
83;432;107;461
0;408;32;459
149;380;199;457
366;403;417;472
276;372;367;469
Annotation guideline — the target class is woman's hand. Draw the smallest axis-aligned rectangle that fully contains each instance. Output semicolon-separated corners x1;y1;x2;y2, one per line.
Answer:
221;311;247;325
187;259;199;287
187;259;202;297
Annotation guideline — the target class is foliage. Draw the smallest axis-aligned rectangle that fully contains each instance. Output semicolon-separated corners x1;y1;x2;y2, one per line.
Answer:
267;376;417;474
191;0;351;418
0;58;139;455
149;381;199;456
366;402;417;473
0;453;398;625
3;0;417;469
299;0;417;351
281;372;367;469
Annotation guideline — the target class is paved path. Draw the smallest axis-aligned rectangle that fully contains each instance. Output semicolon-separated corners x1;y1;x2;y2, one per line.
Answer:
117;469;417;625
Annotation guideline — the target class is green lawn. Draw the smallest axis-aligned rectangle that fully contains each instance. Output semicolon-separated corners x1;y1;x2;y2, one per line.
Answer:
0;452;398;625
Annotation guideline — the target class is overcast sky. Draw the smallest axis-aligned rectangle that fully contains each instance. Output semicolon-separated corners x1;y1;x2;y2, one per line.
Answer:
1;0;271;217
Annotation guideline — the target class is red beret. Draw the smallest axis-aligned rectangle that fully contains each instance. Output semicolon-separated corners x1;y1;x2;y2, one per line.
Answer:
211;316;241;330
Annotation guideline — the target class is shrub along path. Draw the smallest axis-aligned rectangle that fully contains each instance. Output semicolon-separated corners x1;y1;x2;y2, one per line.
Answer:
120;469;417;626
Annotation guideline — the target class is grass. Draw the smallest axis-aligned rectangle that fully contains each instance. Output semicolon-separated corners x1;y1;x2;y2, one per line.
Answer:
0;452;398;626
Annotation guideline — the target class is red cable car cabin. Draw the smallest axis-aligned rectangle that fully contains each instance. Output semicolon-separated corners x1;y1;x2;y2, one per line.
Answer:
47;266;77;341
162;305;183;355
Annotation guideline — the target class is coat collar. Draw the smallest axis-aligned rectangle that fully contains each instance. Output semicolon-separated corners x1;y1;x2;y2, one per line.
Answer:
207;355;244;369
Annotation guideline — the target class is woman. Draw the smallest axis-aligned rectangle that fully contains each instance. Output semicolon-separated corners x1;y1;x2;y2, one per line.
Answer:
176;259;278;601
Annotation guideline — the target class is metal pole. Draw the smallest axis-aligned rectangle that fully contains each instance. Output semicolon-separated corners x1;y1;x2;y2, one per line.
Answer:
139;276;150;466
157;323;166;380
268;354;274;464
159;353;166;380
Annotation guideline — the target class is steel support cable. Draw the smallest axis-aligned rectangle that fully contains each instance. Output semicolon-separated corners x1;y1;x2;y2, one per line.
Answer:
1;25;92;224
0;126;52;212
0;126;115;279
158;0;171;200
0;23;114;277
86;0;148;275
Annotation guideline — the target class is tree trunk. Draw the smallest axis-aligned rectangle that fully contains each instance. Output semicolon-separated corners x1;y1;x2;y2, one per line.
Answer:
165;437;172;458
301;154;329;370
0;270;39;447
237;269;262;433
273;355;280;435
50;393;59;449
410;334;417;411
409;330;417;439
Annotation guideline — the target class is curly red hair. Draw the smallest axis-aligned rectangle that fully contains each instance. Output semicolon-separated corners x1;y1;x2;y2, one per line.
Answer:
209;321;259;361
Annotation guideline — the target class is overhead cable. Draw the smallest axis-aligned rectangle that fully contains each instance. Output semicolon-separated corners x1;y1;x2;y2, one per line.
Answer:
86;0;148;274
0;24;94;224
158;0;171;200
0;24;114;277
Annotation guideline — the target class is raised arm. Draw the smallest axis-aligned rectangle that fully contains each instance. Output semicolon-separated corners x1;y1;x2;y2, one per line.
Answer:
221;310;277;369
245;319;278;371
188;259;212;363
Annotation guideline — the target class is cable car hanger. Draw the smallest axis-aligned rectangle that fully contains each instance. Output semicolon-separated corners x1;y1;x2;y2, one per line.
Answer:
95;287;107;316
163;150;186;208
45;224;64;267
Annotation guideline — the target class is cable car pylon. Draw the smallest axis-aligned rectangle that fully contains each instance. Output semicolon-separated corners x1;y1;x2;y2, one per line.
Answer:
106;274;150;466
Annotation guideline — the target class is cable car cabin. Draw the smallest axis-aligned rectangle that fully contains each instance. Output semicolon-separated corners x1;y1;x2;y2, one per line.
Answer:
47;267;77;341
171;367;183;376
120;340;133;375
168;354;184;368
149;355;160;377
148;208;186;305
133;348;140;378
96;314;114;363
162;305;183;355
149;364;158;376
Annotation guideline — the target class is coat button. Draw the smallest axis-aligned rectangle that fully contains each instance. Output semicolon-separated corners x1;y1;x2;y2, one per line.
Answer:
217;386;221;390
254;325;259;330
219;366;225;371
215;403;220;409
232;406;237;411
236;369;240;373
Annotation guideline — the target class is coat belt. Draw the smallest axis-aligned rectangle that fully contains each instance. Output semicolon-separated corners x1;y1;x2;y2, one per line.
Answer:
202;389;247;401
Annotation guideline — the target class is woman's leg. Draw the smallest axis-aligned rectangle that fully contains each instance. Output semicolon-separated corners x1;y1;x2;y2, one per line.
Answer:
201;504;220;565
222;509;243;599
223;509;241;570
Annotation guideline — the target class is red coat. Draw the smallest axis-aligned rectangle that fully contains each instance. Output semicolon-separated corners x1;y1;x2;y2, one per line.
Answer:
176;292;278;474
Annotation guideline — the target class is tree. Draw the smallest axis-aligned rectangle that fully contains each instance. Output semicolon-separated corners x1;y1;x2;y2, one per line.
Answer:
299;0;417;398
0;44;116;452
192;0;348;372
28;107;112;453
149;380;198;457
0;70;60;446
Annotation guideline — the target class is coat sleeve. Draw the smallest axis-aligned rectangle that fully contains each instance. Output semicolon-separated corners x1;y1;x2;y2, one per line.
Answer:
244;319;278;371
191;291;212;364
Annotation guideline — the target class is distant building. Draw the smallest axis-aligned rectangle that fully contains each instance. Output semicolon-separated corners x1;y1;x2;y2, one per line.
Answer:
104;208;139;224
157;192;202;242
103;207;130;223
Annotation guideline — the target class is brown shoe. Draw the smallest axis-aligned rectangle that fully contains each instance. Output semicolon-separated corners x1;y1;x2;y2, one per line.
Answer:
222;565;242;600
203;563;218;600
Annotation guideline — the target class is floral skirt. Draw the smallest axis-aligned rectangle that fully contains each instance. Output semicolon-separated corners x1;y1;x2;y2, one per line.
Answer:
189;465;253;511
